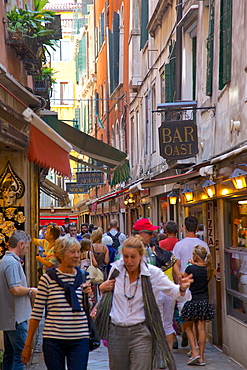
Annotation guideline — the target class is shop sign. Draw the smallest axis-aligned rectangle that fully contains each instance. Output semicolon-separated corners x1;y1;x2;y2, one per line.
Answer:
76;171;104;185
90;202;97;212
66;183;89;194
158;120;198;160
207;202;214;247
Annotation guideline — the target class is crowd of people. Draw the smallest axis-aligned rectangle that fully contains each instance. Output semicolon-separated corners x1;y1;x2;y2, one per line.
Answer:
0;216;216;370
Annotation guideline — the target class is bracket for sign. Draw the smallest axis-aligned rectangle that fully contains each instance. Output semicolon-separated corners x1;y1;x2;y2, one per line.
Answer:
153;101;216;119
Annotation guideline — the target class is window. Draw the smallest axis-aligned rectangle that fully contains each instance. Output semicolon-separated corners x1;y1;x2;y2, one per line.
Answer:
51;81;74;106
151;85;156;153
140;0;148;49
50;40;72;62
206;0;215;96
219;0;232;90
225;198;247;323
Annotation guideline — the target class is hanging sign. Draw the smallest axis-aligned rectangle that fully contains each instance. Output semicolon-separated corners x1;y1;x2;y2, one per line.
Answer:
158;120;198;160
76;171;104;185
66;183;90;194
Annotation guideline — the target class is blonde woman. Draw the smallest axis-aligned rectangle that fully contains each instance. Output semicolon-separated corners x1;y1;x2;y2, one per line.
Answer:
91;228;109;267
181;245;215;366
96;237;193;370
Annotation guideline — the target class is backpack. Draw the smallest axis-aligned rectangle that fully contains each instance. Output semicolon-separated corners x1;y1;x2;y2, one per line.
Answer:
154;244;176;271
107;231;121;250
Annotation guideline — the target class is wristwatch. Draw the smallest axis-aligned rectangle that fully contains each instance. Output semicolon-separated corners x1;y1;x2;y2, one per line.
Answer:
28;289;33;296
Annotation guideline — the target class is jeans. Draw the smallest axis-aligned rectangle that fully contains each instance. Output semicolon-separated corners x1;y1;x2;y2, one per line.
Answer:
3;321;28;370
43;337;90;370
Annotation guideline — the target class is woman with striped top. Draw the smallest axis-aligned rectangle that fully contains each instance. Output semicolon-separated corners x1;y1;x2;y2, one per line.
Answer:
22;235;92;370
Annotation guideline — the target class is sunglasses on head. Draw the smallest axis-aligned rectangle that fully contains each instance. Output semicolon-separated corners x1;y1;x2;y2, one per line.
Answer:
69;223;77;226
141;230;154;235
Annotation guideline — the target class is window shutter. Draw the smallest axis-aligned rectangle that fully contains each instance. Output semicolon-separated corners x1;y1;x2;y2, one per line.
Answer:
140;0;148;50
98;13;104;49
219;0;232;90
74;108;80;129
108;28;114;94
206;0;214;96
165;42;176;103
113;12;120;90
95;27;98;57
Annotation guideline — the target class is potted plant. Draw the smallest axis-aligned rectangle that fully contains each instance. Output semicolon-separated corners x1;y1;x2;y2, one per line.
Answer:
6;0;59;59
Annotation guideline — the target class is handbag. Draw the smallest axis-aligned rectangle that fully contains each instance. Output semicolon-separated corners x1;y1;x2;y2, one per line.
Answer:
86;251;104;284
81;270;101;352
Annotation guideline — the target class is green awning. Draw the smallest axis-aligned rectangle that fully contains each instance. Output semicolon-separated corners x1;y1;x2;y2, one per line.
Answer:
43;115;131;184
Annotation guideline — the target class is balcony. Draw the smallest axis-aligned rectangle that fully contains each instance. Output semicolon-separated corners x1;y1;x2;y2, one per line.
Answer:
6;31;42;75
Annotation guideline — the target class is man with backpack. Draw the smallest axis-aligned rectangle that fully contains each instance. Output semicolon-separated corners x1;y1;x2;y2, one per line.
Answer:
103;219;126;251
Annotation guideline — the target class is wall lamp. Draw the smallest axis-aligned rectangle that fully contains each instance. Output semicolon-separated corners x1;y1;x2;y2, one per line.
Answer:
167;190;179;205
202;179;216;198
124;194;135;206
182;187;194;202
229;168;247;190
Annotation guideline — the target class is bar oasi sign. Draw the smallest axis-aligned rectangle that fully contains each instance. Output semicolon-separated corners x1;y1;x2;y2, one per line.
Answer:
158;120;198;160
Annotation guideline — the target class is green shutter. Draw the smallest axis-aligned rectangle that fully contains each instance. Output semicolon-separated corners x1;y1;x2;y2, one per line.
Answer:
74;108;80;129
219;0;232;90
165;42;176;103
206;0;214;96
140;0;148;50
75;38;86;84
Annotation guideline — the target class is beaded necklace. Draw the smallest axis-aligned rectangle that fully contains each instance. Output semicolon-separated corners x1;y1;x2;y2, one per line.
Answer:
124;273;140;300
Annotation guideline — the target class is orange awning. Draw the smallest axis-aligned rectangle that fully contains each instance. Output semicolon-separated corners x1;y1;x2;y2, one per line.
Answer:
22;108;72;178
28;125;71;178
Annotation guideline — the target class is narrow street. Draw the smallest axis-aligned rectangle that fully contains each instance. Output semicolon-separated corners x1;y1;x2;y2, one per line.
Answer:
27;321;245;370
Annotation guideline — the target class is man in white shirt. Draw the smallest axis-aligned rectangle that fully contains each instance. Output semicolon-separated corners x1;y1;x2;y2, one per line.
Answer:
173;217;209;278
103;219;126;250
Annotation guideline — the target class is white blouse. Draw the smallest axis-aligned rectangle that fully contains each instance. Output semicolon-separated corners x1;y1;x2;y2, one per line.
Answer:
109;259;191;326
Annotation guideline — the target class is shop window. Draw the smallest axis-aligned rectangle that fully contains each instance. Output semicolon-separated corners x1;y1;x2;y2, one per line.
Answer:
225;199;247;322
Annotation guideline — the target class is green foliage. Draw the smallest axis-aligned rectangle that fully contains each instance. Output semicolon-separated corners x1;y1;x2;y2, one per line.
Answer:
6;1;57;48
41;66;57;84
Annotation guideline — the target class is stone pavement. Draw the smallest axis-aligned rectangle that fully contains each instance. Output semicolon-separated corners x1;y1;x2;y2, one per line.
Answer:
27;323;245;370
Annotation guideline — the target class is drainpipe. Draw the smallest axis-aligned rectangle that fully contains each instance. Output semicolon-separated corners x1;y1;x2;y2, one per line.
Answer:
175;0;182;101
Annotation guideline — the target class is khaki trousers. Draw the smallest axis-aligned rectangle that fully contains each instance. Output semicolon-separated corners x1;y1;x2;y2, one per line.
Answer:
108;322;152;370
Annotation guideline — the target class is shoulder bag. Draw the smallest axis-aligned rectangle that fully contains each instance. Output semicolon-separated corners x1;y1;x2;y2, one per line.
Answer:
86;251;104;284
81;269;101;352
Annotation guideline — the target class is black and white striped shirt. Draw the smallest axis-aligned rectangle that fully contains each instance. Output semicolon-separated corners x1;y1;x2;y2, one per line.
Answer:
31;269;89;340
